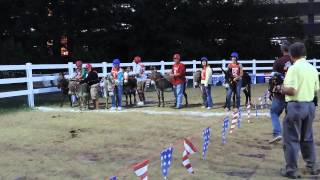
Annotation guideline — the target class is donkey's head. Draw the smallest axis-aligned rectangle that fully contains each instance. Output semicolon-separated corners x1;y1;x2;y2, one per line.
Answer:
193;70;201;88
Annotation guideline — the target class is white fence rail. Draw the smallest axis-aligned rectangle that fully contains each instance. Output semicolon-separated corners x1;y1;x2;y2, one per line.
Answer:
1;59;320;108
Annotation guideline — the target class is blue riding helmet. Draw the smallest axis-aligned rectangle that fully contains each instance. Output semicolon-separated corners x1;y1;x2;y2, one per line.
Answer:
231;52;239;59
112;59;121;66
201;57;208;61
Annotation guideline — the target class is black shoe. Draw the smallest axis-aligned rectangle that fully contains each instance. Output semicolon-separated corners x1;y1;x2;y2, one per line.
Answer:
280;168;301;179
306;167;320;175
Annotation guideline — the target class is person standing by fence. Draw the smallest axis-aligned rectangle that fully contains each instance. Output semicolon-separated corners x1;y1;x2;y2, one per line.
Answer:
132;56;147;106
170;54;186;109
111;59;124;111
80;64;99;110
68;60;87;105
277;42;319;178
200;57;213;109
269;41;292;144
226;52;243;111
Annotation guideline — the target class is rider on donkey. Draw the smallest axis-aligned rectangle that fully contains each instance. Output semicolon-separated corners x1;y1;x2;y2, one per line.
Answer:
170;53;186;109
68;60;87;105
111;59;124;111
226;52;243;111
133;56;147;106
80;64;100;110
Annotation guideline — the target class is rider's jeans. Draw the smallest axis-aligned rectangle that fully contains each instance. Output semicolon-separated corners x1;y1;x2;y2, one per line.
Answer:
226;79;242;109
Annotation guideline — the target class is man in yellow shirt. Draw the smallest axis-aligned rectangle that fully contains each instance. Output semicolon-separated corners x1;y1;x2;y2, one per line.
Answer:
277;42;319;179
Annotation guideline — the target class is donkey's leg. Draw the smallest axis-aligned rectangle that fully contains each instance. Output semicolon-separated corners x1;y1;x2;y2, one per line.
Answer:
129;93;132;105
243;89;249;105
106;95;109;109
157;90;161;107
184;91;188;106
133;91;137;104
60;94;66;107
161;90;165;107
68;95;72;107
125;93;128;106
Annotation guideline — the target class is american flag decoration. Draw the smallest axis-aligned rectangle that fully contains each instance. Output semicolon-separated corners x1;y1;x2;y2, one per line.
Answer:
202;127;211;160
254;100;258;117
230;110;239;134
109;176;117;180
133;159;149;180
222;116;229;144
237;108;242;128
264;91;268;108
182;138;198;174
160;147;173;179
266;91;271;107
246;103;251;122
259;97;263;109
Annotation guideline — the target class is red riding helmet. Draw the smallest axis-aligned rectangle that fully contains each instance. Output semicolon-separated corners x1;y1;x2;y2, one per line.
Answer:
85;64;92;70
75;60;83;67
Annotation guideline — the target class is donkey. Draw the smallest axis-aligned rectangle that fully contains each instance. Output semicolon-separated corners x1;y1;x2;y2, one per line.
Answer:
103;75;116;109
149;67;188;107
222;68;252;107
78;83;90;111
123;70;137;106
268;72;284;101
192;70;201;88
57;72;72;107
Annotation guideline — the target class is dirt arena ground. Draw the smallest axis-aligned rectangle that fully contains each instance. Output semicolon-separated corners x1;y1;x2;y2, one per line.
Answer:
0;84;319;180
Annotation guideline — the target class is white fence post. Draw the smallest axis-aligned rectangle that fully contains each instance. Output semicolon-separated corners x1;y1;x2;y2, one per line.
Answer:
192;60;197;72
160;60;165;74
222;59;226;69
102;62;107;77
26;63;34;108
68;62;74;78
253;59;257;84
313;58;317;67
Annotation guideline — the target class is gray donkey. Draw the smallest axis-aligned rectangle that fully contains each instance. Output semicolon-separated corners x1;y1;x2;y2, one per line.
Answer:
149;67;188;107
78;83;89;111
103;75;116;109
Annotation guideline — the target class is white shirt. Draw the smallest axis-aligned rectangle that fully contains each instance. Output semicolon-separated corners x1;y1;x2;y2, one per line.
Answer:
132;62;146;82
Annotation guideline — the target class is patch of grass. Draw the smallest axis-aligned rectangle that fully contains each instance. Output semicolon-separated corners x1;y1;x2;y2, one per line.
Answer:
0;84;319;179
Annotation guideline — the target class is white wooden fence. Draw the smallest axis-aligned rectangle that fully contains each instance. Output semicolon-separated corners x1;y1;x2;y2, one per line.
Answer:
1;59;319;108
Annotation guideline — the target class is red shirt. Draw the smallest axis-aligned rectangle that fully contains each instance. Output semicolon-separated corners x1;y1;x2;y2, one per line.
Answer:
171;63;186;85
201;66;206;80
228;63;242;78
111;67;119;80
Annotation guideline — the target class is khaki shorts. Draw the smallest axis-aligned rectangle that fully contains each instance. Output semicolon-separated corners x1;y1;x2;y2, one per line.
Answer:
137;81;146;92
90;83;100;100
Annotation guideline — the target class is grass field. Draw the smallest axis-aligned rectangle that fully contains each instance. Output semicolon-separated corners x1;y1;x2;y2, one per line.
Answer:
0;84;320;180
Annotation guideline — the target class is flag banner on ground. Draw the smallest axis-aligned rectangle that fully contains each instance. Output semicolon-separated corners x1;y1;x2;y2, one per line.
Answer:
246;104;251;122
254;100;258;117
230;110;238;133
133;159;149;180
259;97;263;109
222;116;229;144
160;147;173;179
109;176;117;180
182;138;198;174
237;108;241;128
202;127;211;160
